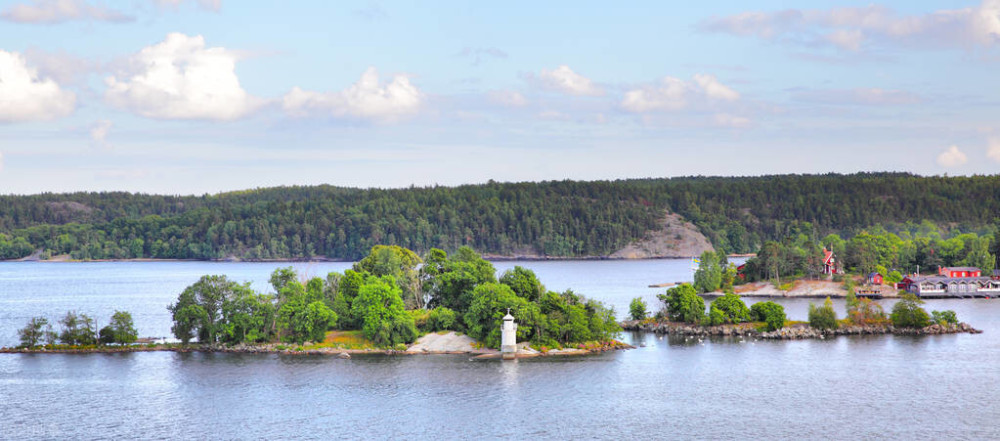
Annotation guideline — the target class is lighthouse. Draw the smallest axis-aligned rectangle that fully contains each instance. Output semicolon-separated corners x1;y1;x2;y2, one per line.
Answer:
501;309;517;360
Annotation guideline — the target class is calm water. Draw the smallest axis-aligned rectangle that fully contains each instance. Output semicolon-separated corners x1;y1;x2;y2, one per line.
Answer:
1;260;998;439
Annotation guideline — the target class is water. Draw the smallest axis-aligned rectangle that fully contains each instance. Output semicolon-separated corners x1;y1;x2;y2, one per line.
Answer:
1;260;998;439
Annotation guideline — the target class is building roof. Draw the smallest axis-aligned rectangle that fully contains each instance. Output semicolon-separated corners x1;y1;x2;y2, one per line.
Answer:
941;266;982;272
907;275;994;284
822;248;834;264
867;272;881;278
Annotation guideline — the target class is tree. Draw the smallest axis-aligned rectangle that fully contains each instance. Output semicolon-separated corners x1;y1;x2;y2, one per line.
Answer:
100;310;138;345
750;302;786;331
221;290;276;343
168;275;251;344
885;270;903;285
426;307;457;332
891;293;931;328
500;266;545;302
463;282;534;348
18;317;55;348
352;275;416;346
721;264;737;293
710;292;751;323
694;251;723;293
331;269;364;329
269;267;298;293
657;284;705;324
808;297;838;330
354;245;424;309
931;310;958;326
628;297;648;321
59;311;97;346
278;297;337;344
424;247;497;313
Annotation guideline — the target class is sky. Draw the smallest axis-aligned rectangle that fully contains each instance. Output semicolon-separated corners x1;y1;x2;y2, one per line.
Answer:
0;0;998;195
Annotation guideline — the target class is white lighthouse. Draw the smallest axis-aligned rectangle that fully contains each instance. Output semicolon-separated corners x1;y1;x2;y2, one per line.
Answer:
501;309;517;360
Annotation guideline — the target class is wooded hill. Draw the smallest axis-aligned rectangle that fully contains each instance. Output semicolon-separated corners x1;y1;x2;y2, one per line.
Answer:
0;173;998;261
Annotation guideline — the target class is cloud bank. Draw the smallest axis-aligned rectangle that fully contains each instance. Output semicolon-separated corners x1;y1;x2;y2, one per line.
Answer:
1;0;133;24
0;50;76;121
104;33;260;121
538;65;602;96
937;145;968;167
282;67;422;122
621;74;740;113
702;1;1000;51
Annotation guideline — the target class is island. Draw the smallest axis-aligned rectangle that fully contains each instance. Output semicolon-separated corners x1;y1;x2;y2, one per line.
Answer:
2;245;630;357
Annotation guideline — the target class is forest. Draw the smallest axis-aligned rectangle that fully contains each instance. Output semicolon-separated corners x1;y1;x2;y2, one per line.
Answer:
1;173;999;261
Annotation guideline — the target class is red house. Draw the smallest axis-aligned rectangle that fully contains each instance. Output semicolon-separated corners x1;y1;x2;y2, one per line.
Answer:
866;272;883;285
822;248;838;275
938;267;981;278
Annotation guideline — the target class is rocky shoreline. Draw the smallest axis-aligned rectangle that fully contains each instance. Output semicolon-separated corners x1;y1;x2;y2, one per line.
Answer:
621;320;982;340
0;340;632;357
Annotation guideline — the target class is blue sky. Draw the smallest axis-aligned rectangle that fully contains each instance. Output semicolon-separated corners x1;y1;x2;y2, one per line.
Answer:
0;0;998;194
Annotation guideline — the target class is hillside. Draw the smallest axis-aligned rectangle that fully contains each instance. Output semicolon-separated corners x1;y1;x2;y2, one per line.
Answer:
1;173;999;261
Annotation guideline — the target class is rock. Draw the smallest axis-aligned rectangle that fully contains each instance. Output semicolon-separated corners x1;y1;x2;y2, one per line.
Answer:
337;352;351;359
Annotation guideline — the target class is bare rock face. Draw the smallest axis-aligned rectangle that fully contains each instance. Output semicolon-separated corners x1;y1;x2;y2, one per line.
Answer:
609;212;713;259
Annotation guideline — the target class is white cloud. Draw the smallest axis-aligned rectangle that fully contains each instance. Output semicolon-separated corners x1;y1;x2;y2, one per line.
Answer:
702;1;1000;51
538;65;602;96
488;90;527;107
622;77;688;112
937;145;968;167
1;0;133;23
105;33;260;121
692;74;740;101
621;74;741;113
988;138;1000;162
90;119;112;147
282;67;422;122
0;50;76;122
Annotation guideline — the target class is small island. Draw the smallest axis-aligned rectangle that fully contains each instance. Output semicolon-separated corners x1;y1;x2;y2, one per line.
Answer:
3;245;629;357
623;282;980;341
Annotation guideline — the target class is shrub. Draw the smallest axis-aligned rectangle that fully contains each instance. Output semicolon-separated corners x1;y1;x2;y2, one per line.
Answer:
656;284;705;324
408;309;430;330
808;297;839;330
628;297;648;321
710;292;751;323
750;301;786;331
706;305;726;326
426;307;457;332
847;298;887;325
931;310;958;326
890;293;931;328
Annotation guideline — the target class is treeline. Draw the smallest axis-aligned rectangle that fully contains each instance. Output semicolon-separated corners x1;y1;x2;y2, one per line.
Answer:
740;221;999;282
167;245;620;349
17;310;138;348
2;173;1000;260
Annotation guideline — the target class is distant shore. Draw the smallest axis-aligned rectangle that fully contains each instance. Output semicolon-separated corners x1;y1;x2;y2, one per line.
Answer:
5;254;748;263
